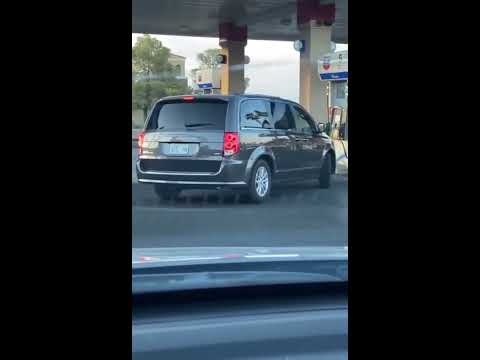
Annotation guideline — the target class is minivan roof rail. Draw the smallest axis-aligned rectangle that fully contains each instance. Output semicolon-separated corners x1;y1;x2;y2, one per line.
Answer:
233;93;288;101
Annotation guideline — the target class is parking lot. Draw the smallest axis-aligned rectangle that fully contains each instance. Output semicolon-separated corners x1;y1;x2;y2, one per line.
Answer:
132;149;348;248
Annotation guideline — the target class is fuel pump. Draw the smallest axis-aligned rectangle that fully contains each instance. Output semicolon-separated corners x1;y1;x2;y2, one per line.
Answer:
318;50;348;174
329;106;344;140
318;50;347;141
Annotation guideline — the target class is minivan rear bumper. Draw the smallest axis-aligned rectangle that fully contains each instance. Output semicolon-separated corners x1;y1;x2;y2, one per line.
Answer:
136;158;248;189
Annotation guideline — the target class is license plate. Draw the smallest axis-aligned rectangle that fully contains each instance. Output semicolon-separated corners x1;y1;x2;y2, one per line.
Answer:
167;143;190;156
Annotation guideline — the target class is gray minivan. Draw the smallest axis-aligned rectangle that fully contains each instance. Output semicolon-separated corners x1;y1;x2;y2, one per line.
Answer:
136;94;336;203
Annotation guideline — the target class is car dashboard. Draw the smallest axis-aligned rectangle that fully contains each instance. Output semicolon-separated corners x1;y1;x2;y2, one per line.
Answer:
133;282;347;359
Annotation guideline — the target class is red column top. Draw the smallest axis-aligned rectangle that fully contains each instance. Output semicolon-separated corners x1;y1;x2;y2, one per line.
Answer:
297;0;335;26
219;22;248;43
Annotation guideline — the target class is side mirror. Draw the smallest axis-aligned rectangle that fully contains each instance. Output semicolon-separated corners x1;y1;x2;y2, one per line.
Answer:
316;122;326;133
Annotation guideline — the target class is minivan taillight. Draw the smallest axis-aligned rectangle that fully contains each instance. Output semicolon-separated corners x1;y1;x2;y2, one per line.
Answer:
138;131;145;155
223;132;240;156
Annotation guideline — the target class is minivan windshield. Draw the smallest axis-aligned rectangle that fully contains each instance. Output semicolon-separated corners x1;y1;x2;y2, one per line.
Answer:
146;100;227;131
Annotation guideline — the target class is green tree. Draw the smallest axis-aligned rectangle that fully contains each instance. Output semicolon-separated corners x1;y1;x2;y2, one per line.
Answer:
197;48;221;69
132;35;190;118
189;67;200;87
244;77;250;91
132;35;173;76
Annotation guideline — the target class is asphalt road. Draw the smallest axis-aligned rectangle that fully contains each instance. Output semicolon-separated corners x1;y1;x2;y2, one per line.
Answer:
133;148;138;182
132;174;348;248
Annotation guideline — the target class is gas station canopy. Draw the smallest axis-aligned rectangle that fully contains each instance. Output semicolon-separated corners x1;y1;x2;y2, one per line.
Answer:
132;0;348;44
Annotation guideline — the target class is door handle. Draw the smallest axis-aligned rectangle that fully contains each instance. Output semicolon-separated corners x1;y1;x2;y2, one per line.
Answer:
295;137;309;141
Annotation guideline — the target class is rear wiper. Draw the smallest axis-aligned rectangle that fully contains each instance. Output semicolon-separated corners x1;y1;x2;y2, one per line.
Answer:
184;123;215;128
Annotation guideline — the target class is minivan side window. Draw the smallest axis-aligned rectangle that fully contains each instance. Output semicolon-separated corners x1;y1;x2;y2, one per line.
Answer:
240;100;271;129
270;101;295;130
292;106;316;135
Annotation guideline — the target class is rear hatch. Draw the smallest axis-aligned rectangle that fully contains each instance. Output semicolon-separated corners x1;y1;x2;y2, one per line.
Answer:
140;97;229;174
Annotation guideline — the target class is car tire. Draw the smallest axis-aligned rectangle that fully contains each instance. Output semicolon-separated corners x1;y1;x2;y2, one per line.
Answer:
247;160;272;203
153;184;180;201
319;152;332;189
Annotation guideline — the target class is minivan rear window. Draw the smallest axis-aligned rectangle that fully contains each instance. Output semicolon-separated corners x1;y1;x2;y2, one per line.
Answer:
146;99;228;131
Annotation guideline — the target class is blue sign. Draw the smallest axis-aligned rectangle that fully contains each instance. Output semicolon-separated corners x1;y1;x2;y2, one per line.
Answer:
319;72;348;81
198;82;213;89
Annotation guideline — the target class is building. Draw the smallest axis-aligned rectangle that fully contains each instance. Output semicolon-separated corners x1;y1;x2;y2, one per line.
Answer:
168;53;186;78
191;67;222;95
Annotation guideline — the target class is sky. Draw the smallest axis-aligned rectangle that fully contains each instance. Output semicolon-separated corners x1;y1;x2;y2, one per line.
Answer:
132;34;347;103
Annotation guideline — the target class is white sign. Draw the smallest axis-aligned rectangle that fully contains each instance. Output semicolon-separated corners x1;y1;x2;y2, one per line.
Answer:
195;68;221;90
318;50;348;81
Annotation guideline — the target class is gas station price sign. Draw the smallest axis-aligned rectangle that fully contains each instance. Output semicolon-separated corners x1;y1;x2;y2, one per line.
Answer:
318;50;348;81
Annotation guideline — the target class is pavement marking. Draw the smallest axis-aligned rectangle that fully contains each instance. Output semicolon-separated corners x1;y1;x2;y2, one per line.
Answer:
132;254;302;264
133;206;219;212
244;254;300;258
133;256;223;264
